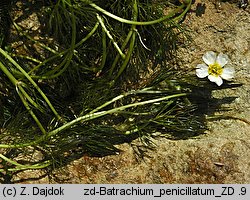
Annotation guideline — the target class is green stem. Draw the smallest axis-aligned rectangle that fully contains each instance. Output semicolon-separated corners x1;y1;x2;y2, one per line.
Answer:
99;26;107;72
172;0;192;23
28;22;99;78
0;48;62;121
97;14;125;59
88;87;164;114
10;53;42;64
113;0;138;82
114;32;136;82
13;22;58;54
88;93;128;115
109;30;133;76
40;7;77;79
43;52;70;77
75;21;100;48
16;85;47;134
0;60;18;85
0;92;187;148
18;85;44;112
0;60;45;132
0;154;51;171
89;1;187;25
0;62;40;110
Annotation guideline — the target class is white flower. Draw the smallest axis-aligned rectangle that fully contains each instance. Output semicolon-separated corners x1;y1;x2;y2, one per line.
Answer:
196;51;235;86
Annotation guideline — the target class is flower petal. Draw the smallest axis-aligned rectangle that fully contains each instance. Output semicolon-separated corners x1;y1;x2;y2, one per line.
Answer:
216;53;229;67
196;64;209;78
221;67;235;80
208;75;223;86
202;51;217;65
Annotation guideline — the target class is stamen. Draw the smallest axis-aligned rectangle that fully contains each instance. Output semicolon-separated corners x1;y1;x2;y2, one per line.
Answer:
208;62;223;77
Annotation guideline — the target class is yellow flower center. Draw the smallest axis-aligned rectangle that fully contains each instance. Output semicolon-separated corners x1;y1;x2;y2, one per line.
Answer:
208;62;223;77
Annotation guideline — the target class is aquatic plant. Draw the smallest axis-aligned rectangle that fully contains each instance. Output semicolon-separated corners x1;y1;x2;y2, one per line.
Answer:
0;0;231;178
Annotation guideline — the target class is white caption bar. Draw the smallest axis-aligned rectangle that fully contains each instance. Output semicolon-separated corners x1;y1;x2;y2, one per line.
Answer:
0;184;249;200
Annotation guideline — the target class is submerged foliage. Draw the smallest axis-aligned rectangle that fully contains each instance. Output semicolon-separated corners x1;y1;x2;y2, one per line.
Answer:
0;0;235;180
